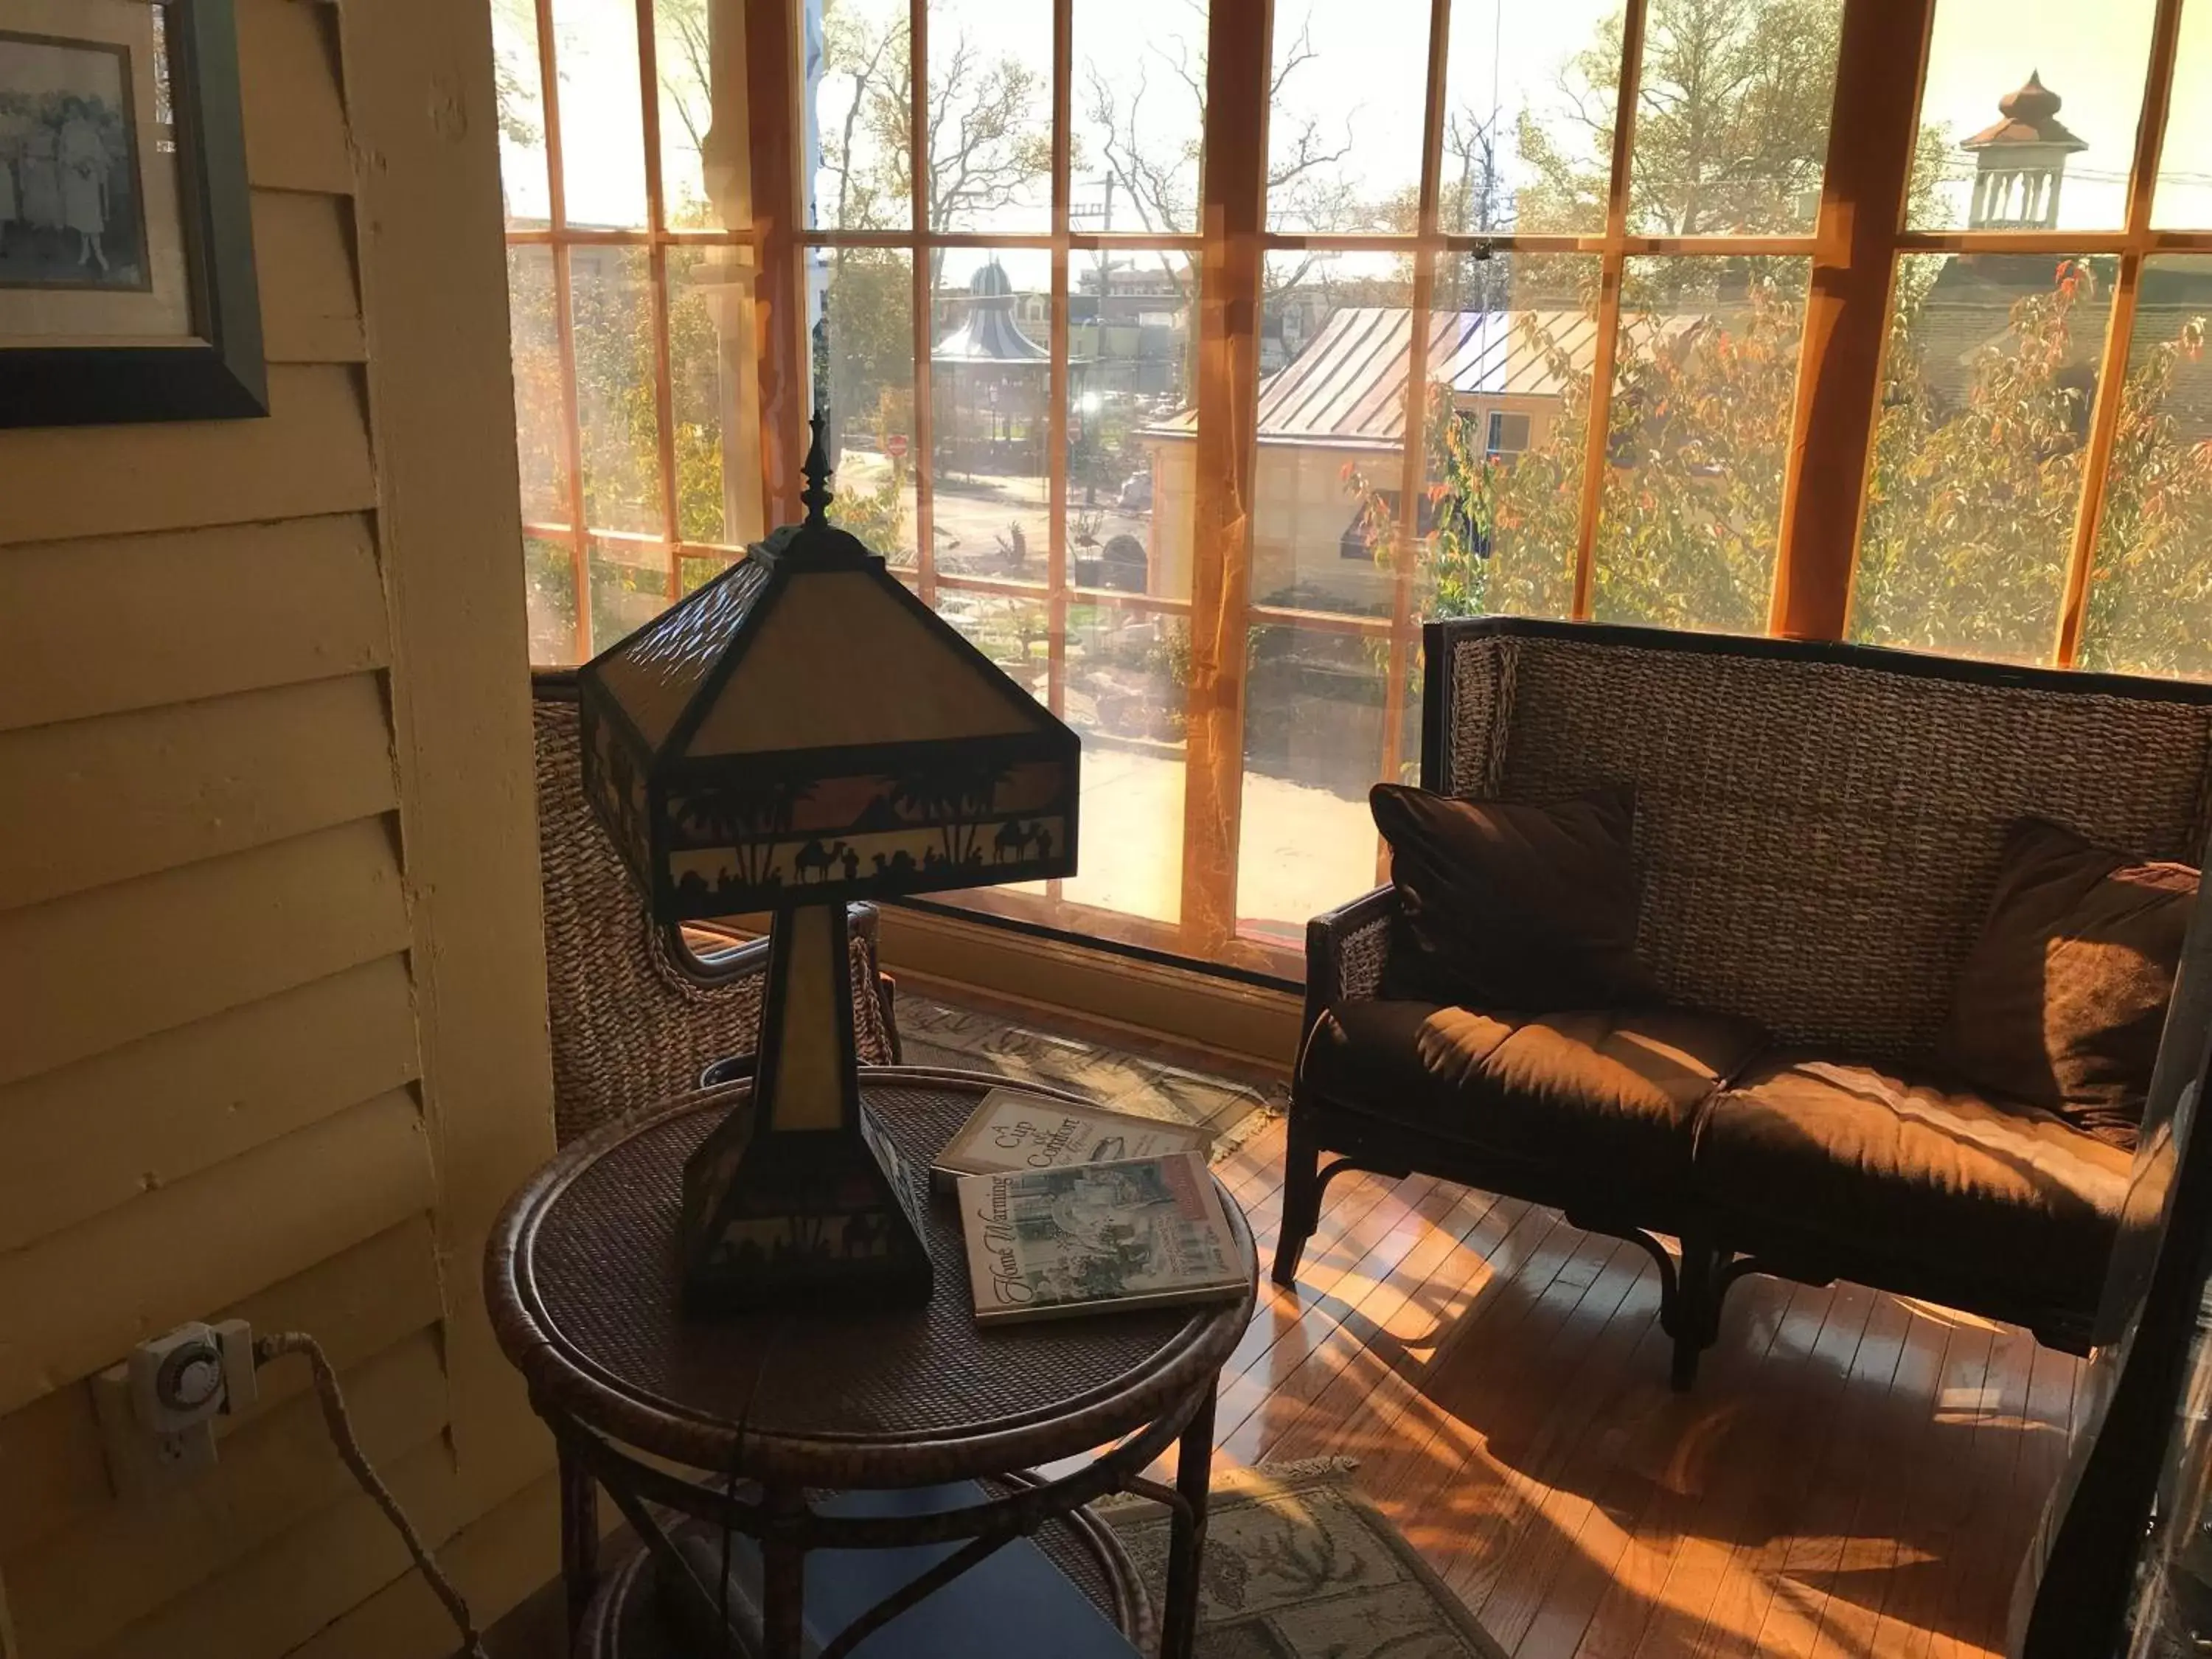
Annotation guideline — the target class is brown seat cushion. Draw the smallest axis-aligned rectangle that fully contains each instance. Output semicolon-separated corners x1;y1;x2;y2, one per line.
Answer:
1940;817;2195;1150
1370;784;1660;1010
1303;998;1765;1190
1692;1055;2133;1312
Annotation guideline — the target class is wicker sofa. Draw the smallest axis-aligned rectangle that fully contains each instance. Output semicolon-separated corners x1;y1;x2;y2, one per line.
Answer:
1276;618;2212;1387
533;670;899;1147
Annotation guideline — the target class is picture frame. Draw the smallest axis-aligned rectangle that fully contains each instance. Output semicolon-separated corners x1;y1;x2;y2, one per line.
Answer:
0;0;264;428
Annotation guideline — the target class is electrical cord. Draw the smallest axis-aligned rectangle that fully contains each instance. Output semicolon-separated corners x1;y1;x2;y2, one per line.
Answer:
254;1332;490;1659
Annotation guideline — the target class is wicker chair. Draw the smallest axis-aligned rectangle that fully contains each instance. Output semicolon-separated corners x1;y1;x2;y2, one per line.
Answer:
534;670;900;1147
1279;618;2212;1385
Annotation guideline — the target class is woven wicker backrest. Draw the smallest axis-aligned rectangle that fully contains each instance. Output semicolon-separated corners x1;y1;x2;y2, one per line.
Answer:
1431;624;2212;1059
533;673;891;1145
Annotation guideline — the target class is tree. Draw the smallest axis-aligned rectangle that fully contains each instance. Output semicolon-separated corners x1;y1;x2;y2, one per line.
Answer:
1079;6;1360;321
1517;0;1843;238
817;1;1054;287
2079;319;2212;675
810;0;1057;527
1853;260;2212;670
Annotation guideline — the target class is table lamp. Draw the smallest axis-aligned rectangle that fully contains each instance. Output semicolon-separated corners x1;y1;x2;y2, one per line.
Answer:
577;418;1080;1311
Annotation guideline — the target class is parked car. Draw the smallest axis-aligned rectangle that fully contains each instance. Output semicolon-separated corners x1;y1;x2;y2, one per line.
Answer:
1117;471;1153;512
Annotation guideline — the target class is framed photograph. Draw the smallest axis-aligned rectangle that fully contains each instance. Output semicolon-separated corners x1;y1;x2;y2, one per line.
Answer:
0;0;263;427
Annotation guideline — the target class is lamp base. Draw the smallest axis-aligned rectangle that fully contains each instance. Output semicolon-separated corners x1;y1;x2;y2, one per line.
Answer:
676;903;933;1313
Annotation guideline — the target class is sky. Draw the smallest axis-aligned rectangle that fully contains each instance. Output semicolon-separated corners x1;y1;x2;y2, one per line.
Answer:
493;0;2212;260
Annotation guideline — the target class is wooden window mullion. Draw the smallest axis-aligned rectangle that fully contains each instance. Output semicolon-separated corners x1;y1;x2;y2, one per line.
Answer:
745;0;807;531
1179;0;1273;956
534;0;593;660
910;0;938;603
636;0;683;600
1568;0;1649;621
1048;0;1073;720
1377;0;1453;847
2053;0;2187;666
1767;0;1940;641
1048;0;1073;905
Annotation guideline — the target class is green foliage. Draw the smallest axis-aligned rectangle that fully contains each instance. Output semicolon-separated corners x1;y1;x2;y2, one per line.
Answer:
1849;262;2098;658
823;249;912;450
1343;0;2212;681
827;459;909;554
1358;253;2212;678
2081;320;2212;675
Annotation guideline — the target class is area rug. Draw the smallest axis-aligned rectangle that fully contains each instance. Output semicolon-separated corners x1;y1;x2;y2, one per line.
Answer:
893;991;1283;1161
1098;1461;1509;1659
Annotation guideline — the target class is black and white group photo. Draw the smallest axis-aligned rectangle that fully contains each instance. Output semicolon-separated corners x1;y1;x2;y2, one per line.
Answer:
0;29;148;291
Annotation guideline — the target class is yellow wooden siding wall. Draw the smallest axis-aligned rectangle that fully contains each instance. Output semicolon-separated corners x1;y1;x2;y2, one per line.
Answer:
0;1;557;1655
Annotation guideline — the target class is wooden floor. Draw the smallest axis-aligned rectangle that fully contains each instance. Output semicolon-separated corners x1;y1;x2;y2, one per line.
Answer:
1205;1115;2081;1659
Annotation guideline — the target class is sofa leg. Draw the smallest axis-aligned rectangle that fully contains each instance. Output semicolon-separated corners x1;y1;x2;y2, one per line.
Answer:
1271;1115;1324;1287
1669;1233;1720;1393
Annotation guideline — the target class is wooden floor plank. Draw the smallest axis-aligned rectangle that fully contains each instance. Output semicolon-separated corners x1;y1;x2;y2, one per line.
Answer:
1192;1110;2074;1659
1804;1304;1952;1659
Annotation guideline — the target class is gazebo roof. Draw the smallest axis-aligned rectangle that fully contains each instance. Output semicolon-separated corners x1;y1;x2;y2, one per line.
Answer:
933;259;1049;365
1964;72;2087;152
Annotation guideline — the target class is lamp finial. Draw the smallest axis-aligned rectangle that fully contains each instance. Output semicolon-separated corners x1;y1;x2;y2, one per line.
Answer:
801;412;834;526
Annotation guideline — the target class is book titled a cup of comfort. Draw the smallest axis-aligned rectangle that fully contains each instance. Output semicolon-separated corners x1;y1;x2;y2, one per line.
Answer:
956;1150;1245;1326
929;1086;1211;1191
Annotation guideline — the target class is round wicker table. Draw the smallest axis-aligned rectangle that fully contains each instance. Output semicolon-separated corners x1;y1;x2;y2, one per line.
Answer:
485;1066;1258;1659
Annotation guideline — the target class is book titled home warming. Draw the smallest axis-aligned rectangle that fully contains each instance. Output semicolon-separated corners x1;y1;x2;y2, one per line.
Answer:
930;1087;1212;1192
957;1152;1245;1325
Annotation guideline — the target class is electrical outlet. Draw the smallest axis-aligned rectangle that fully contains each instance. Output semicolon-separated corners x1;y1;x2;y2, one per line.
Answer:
94;1319;256;1495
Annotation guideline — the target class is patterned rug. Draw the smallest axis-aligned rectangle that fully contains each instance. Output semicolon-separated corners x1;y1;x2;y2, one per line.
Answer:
892;991;1283;1161
1099;1461;1508;1659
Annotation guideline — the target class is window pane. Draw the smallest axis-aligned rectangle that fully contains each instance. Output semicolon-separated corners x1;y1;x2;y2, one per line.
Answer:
1267;0;1432;233
1851;253;2118;663
931;248;1051;585
680;552;737;594
2077;256;2212;677
925;0;1053;233
493;0;551;226
655;0;738;229
588;536;671;649
1409;249;1599;625
816;246;920;567
569;246;665;537
1910;1;2157;232
1061;604;1186;925
1245;251;1413;617
547;0;651;228
1234;622;1388;947
933;595;1051;902
524;534;582;664
1593;256;1809;632
810;0;911;231
1072;249;1194;602
2154;0;2212;228
668;246;754;546
1074;0;1206;235
1627;0;1840;234
508;246;572;529
1443;0;1621;235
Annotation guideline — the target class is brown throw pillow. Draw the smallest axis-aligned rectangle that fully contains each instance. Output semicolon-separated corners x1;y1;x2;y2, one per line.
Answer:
1941;817;2196;1150
1371;783;1659;1012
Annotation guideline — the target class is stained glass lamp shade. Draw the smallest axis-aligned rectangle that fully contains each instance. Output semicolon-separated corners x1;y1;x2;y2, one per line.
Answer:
577;420;1080;1310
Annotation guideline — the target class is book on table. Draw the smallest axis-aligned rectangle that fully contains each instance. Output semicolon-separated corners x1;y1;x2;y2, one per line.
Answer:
928;1086;1212;1192
957;1150;1245;1325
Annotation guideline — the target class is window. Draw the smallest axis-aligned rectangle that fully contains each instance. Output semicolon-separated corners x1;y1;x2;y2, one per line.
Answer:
1486;412;1530;454
492;0;762;665
498;0;2212;981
